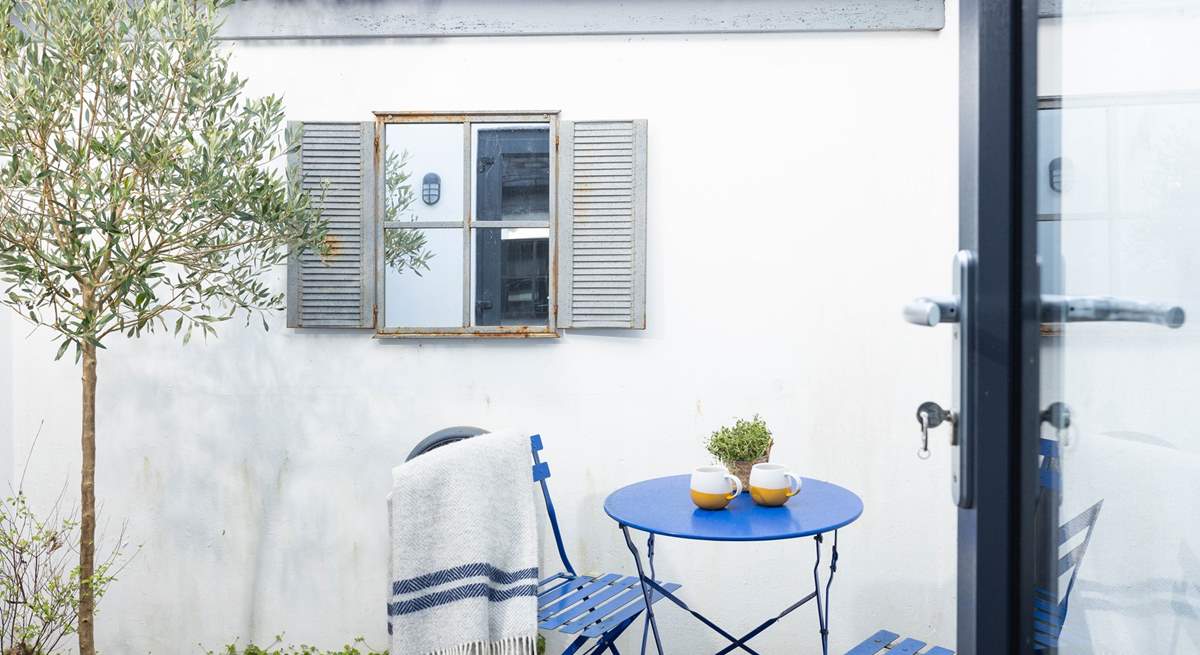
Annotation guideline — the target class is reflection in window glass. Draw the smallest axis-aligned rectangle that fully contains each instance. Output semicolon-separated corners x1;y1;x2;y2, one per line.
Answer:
385;123;464;223
475;127;550;222
385;228;463;328
473;227;549;326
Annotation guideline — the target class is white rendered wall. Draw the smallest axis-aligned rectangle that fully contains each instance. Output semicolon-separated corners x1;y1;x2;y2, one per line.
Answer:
8;18;961;654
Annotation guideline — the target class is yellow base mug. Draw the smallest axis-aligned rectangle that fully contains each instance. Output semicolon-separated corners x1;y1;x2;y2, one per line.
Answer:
748;463;802;507
690;465;743;510
690;489;736;510
749;485;794;507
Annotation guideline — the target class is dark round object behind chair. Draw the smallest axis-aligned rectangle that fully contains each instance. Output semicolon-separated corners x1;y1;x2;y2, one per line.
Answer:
405;426;489;462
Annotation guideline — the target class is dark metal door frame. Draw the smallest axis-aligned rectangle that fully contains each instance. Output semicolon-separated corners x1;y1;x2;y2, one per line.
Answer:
958;0;1041;653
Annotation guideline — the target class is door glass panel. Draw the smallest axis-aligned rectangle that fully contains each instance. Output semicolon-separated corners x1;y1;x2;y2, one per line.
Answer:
1037;3;1200;651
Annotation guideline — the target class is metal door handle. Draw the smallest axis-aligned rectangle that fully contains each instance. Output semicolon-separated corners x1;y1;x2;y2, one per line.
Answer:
905;295;1186;328
1040;295;1185;328
902;296;959;327
903;255;1186;509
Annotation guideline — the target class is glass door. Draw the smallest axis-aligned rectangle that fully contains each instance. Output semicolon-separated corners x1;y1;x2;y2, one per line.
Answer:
916;2;1199;652
901;2;1041;651
1034;2;1200;652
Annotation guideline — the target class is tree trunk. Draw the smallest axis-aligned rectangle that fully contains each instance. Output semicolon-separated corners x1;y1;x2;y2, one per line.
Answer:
78;340;97;655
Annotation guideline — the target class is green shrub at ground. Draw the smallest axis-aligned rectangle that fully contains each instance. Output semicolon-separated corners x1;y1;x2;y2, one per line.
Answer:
210;633;541;655
0;491;127;655
207;637;384;655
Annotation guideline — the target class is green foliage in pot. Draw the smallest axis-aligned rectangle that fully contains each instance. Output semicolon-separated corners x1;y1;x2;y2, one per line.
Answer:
705;415;773;464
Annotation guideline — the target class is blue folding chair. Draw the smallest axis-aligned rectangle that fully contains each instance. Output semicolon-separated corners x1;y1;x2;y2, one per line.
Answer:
1032;438;1102;650
843;437;1102;655
845;631;953;655
406;427;679;655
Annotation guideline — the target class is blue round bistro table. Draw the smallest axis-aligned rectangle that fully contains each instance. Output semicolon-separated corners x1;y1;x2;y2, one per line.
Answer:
604;474;863;655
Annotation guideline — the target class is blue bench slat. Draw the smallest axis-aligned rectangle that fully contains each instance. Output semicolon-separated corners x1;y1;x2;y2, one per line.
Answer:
1032;593;1058;612
843;630;954;655
1033;609;1064;628
844;629;900;655
558;579;677;635
538;573;622;620
1033;601;1064;622
539;572;569;588
1034;618;1062;637
1040;467;1061;490
1034;629;1058;648
539;576;639;629
580;582;682;638
538;576;592;603
891;638;927;654
558;585;651;635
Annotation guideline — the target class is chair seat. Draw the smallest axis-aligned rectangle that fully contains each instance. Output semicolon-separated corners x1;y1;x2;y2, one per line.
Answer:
846;629;954;655
537;572;681;638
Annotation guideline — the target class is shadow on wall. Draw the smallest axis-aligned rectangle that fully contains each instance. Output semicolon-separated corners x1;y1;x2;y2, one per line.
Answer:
105;329;423;645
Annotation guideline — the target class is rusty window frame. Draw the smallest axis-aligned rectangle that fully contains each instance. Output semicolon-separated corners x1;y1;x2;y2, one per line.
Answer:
373;111;560;338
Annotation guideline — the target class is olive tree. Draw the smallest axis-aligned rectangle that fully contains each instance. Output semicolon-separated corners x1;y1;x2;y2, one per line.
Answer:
0;1;326;652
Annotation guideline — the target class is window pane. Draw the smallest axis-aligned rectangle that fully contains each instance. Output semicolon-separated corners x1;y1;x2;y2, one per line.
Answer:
472;227;550;326
384;228;463;328
474;125;550;222
385;123;464;223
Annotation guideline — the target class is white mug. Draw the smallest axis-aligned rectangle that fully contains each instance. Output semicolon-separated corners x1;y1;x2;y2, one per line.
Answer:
749;463;802;507
689;465;743;510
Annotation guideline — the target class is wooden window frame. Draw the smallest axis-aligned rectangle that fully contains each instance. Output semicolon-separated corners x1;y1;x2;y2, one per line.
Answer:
374;111;560;338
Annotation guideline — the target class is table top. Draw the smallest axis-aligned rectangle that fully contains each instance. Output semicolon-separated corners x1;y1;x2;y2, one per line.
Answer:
604;474;863;542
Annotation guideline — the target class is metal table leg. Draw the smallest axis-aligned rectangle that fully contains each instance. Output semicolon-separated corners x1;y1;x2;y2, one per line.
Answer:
641;534;657;651
621;526;762;655
812;530;840;655
585;615;636;655
620;525;665;655
620;525;842;655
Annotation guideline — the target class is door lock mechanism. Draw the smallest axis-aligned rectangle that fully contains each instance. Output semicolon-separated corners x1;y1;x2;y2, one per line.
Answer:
902;249;977;508
916;401;955;459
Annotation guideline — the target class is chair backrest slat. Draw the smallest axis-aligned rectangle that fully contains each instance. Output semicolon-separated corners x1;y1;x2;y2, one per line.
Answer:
1058;500;1102;544
530;434;577;576
1055;499;1103;603
1035;436;1104;643
1038;438;1061;491
1058;541;1089;577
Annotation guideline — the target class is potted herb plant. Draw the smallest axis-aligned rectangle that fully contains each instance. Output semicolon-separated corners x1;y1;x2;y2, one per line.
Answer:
705;415;774;491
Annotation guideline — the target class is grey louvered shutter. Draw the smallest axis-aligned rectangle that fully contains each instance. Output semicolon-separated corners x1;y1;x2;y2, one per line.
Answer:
557;120;648;329
286;122;378;328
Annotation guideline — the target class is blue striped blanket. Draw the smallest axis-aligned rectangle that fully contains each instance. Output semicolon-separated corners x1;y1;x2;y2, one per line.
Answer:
388;431;539;655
